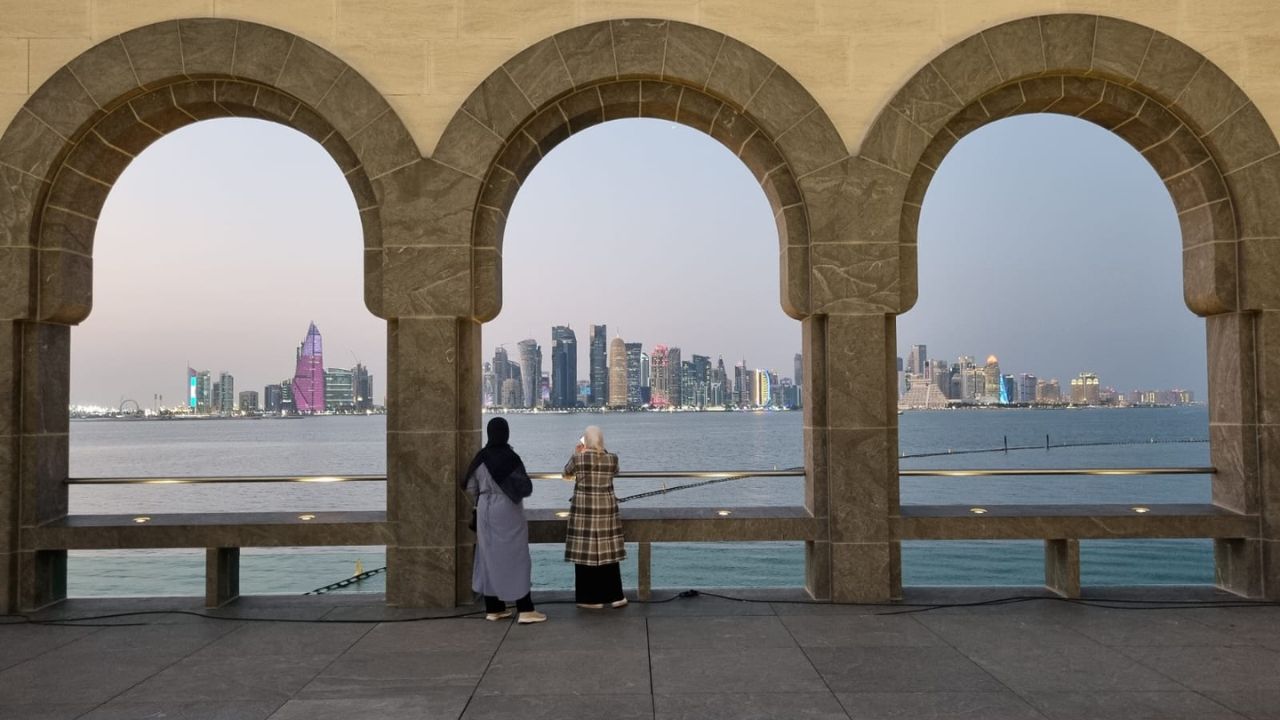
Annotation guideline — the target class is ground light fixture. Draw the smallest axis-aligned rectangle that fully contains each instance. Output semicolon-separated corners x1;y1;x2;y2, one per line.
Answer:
969;507;988;514
298;514;317;521
554;511;569;518
132;516;151;523
716;510;733;516
1132;506;1151;513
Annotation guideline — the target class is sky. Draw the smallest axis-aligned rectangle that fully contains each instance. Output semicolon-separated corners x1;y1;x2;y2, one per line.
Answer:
72;112;1207;407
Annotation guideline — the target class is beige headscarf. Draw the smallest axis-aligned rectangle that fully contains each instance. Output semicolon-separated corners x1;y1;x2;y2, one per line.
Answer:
583;425;605;451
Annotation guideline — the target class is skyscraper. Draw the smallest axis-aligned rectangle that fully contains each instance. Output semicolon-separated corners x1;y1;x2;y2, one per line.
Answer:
186;367;197;411
793;353;803;408
353;364;374;411
908;344;928;376
264;384;283;413
238;390;259;412
551;325;577;408
608;337;628;408
217;371;235;414
734;362;751;407
195;370;212;414
983;355;1002;404
518;339;542;409
667;347;682;407
625;342;642;408
293;322;325;414
650;345;670;409
324;367;355;411
589;325;608;407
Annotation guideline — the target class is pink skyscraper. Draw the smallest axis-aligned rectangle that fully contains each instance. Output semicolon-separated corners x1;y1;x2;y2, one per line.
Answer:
293;322;325;413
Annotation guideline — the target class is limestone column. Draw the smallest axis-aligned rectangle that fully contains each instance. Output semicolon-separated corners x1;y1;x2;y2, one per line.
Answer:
1249;310;1280;598
384;316;480;607
823;313;900;602
15;321;71;610
0;320;17;613
802;316;831;599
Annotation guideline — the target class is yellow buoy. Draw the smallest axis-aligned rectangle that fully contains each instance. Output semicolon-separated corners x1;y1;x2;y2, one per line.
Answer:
355;559;364;576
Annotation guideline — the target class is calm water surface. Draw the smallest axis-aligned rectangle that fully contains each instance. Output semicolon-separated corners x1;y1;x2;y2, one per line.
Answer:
68;406;1212;596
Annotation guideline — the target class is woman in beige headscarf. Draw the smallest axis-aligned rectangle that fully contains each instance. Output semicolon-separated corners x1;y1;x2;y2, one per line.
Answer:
562;425;627;609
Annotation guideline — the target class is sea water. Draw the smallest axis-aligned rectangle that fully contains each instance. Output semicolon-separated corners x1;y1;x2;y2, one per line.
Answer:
66;406;1211;596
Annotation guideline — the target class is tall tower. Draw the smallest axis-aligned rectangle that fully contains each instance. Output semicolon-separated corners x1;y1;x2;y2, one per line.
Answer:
589;325;608;407
551;325;577;408
625;342;642;408
650;345;670;408
608;337;628;408
293;322;325;413
518;339;542;409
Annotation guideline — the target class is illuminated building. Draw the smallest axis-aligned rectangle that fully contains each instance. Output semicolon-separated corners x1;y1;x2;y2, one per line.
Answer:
238;391;259;412
324;368;355;411
264;384;283;413
217;372;235;414
292;322;325;414
1071;372;1101;405
589;325;608;407
551;325;577;408
186;367;197;411
518;339;542;408
650;345;670;408
608;337;628;408
625;342;642;408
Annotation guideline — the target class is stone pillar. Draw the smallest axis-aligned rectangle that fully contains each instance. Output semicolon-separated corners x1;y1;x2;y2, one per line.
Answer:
1250;310;1280;598
385;317;479;607
205;547;240;608
802;316;831;600
1044;539;1080;598
823;313;899;602
16;321;71;610
0;321;17;613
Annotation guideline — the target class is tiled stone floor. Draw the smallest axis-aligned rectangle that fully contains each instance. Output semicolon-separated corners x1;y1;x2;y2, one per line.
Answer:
1;587;1277;719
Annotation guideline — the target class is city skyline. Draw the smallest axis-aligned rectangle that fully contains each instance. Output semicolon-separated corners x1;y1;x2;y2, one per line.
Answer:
73;113;1208;405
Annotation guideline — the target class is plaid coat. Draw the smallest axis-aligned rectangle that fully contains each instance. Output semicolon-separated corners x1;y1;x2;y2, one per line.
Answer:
563;450;625;565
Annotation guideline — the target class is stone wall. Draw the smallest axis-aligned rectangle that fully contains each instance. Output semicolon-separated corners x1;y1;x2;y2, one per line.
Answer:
1;1;1279;607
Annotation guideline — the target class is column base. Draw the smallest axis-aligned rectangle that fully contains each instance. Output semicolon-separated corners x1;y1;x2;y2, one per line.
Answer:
1044;539;1080;598
1215;538;1263;598
19;549;66;612
205;547;240;608
386;545;457;608
831;542;893;603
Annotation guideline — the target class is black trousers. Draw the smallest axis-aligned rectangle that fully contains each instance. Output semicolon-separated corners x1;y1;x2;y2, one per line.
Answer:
575;562;624;604
484;593;534;613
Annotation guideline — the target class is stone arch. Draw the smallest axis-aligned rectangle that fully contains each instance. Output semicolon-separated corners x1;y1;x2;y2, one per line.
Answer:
0;18;420;324
424;19;851;323
860;13;1276;316
0;19;421;610
864;14;1280;597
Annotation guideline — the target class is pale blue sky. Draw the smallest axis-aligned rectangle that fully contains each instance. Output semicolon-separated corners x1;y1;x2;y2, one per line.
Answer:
72;113;1206;407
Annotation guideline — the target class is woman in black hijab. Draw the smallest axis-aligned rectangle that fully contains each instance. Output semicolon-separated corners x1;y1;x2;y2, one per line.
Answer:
462;417;545;624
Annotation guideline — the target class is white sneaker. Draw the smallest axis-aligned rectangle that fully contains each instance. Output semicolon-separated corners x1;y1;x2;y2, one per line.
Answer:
610;598;629;608
484;610;512;621
517;611;548;624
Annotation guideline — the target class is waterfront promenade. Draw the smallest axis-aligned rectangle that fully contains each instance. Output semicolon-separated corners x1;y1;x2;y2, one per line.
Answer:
2;587;1277;719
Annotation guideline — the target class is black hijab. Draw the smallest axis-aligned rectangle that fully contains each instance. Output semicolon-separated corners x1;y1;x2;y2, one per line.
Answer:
462;417;529;502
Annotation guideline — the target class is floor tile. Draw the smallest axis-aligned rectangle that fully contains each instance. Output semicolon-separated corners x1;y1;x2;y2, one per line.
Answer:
805;646;1003;693
115;653;332;703
463;693;654;720
650;647;827;694
1019;691;1246;719
1121;645;1280;692
836;691;1046;720
269;693;470;720
781;615;944;648
477;648;651;695
656;692;849;720
648;615;796;649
